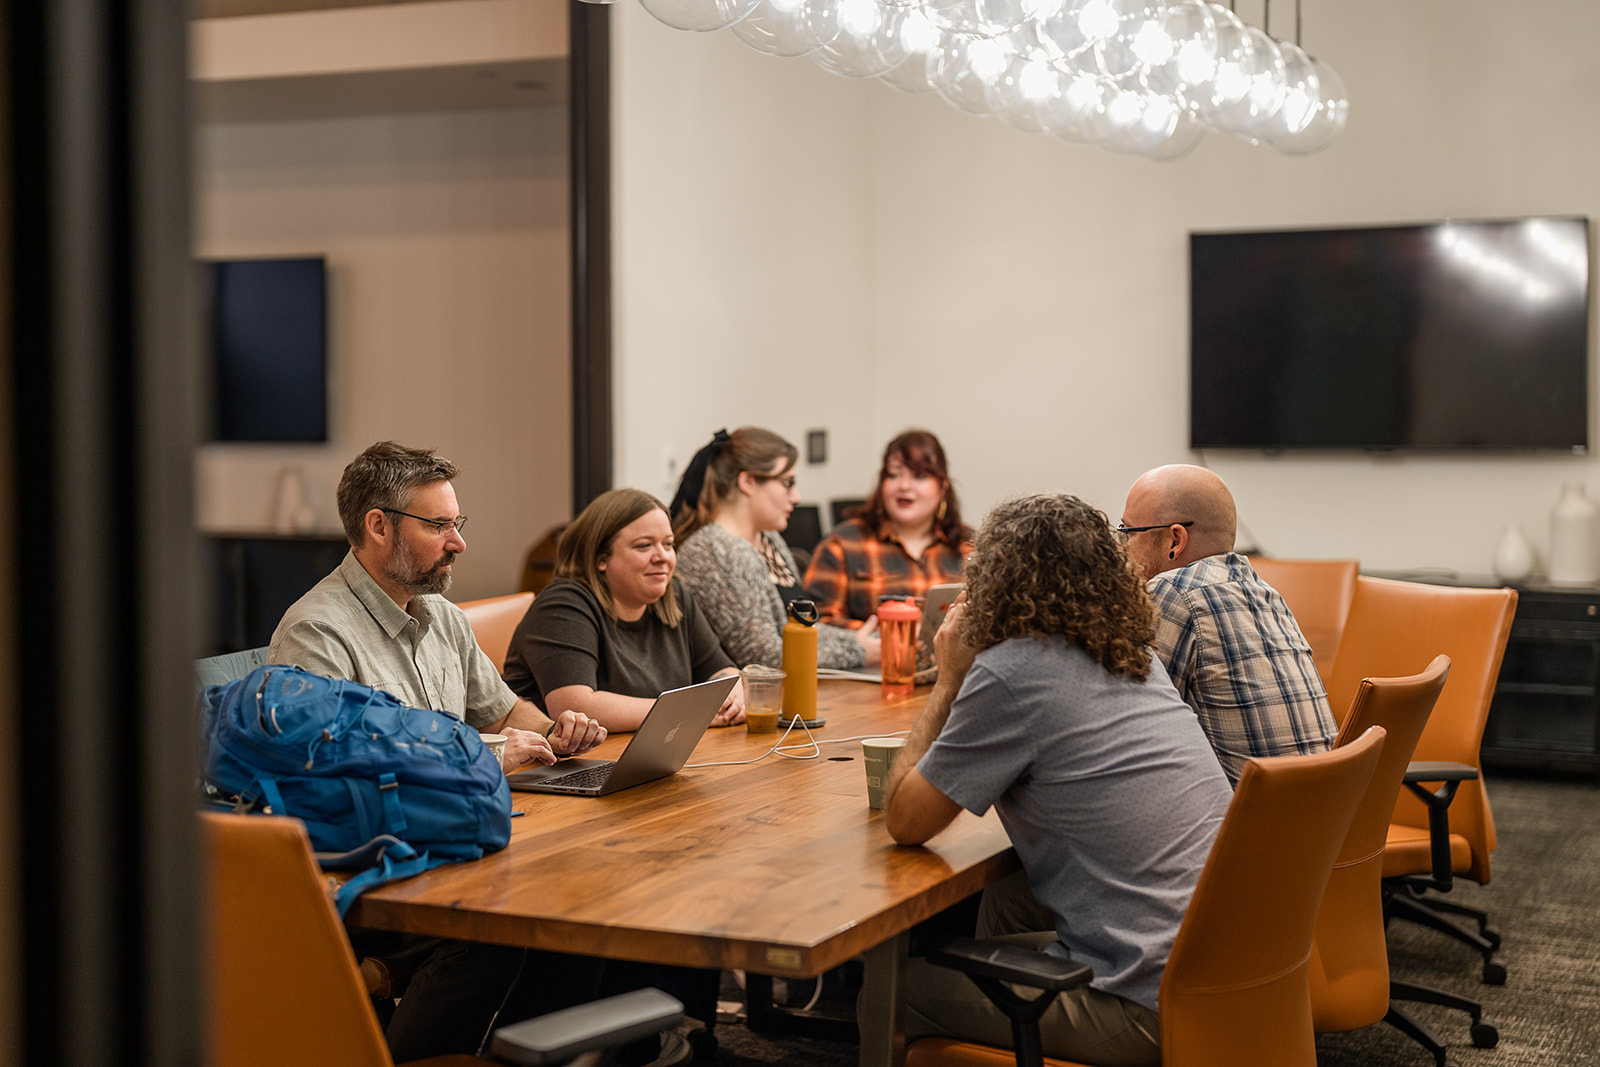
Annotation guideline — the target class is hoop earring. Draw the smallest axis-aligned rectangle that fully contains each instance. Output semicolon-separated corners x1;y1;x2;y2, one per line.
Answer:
937;498;948;522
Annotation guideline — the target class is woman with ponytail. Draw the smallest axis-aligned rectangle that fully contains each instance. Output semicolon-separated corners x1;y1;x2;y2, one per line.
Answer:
671;427;879;671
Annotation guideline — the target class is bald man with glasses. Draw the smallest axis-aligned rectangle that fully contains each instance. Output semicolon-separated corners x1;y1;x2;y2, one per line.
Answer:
1119;464;1336;785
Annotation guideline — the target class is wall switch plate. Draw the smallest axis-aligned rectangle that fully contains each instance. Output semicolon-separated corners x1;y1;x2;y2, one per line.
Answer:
807;429;827;465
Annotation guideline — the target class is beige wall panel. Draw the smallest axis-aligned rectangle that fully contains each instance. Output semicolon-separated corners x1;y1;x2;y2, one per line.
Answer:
195;104;571;600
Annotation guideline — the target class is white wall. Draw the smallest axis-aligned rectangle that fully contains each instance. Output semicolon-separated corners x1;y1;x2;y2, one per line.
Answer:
195;104;572;599
613;3;881;512
615;0;1600;577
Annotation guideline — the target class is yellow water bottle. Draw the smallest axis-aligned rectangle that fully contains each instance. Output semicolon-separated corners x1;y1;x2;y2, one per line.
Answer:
782;600;819;726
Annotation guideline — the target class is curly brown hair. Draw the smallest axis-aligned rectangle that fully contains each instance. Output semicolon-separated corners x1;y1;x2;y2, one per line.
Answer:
962;493;1155;681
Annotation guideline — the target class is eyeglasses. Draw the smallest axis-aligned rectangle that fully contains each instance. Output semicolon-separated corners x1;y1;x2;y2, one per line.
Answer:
382;508;468;536
752;473;798;491
1115;520;1193;542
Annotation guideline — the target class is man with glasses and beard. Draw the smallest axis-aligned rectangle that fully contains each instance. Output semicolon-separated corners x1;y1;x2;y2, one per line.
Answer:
270;441;607;1060
1118;463;1336;785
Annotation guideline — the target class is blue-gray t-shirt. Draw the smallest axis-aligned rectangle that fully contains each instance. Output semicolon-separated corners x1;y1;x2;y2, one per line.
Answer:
918;635;1233;1012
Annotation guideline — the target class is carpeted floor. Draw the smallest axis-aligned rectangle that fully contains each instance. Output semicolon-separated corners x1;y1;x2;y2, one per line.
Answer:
699;772;1600;1066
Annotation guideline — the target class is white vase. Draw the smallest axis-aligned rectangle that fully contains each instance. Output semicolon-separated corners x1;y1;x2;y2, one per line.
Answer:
1492;525;1536;582
274;466;307;534
1548;482;1599;586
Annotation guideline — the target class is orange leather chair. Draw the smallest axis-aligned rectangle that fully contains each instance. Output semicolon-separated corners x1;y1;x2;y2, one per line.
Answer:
1325;577;1517;988
904;728;1387;1067
1309;656;1496;1064
457;592;536;673
1246;557;1359;685
202;812;681;1067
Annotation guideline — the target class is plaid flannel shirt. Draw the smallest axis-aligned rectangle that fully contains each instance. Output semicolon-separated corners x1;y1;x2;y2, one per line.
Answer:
802;518;971;626
1147;552;1338;785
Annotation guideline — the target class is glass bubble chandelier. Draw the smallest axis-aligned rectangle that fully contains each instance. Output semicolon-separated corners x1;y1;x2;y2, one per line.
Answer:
606;0;1348;161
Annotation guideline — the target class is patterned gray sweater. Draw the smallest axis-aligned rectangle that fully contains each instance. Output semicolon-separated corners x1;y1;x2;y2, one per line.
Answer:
674;522;866;671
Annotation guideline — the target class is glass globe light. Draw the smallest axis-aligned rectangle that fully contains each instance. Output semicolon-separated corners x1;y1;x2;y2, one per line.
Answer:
922;0;1035;37
1146;109;1206;159
733;0;842;56
1274;56;1347;154
1103;87;1185;154
1252;40;1318;142
1039;69;1111;141
879;9;944;92
1098;2;1169;79
931;33;1010;115
639;0;761;32
812;0;911;76
1035;0;1148;63
1192;3;1252;126
1230;27;1287;131
988;46;1063;132
1142;0;1215;102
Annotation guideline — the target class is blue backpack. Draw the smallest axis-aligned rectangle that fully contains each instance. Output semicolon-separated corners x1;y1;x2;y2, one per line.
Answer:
202;664;512;914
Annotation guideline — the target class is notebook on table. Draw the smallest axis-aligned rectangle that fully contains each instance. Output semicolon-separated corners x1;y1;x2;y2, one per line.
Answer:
507;674;739;796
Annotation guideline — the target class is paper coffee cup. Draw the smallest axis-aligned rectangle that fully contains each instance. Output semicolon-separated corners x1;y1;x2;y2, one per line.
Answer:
862;737;907;810
479;733;508;768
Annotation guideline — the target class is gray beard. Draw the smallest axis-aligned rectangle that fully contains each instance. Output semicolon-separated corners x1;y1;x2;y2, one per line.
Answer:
387;539;455;597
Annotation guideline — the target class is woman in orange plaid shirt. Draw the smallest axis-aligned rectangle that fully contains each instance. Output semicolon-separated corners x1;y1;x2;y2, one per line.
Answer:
803;430;974;629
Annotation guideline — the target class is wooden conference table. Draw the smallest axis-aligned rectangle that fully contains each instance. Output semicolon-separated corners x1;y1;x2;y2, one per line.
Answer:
347;679;1019;1067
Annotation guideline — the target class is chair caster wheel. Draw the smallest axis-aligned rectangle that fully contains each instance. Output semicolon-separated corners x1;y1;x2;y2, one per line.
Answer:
1481;922;1502;948
1471;1020;1499;1048
1483;956;1507;985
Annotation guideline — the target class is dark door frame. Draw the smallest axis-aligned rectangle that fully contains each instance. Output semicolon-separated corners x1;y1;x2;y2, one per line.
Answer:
569;0;612;513
6;1;202;1064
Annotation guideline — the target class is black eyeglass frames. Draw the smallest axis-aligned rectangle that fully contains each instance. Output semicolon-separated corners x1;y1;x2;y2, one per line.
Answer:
382;508;468;536
1115;520;1194;542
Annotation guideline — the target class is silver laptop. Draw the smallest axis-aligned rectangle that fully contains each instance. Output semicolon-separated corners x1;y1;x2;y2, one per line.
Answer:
507;675;739;796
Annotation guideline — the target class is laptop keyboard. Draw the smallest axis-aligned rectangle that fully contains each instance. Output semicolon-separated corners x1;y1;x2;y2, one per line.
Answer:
543;763;614;790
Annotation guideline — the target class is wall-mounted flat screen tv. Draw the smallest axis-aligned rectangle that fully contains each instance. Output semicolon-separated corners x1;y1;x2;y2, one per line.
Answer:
207;256;327;443
1189;218;1591;452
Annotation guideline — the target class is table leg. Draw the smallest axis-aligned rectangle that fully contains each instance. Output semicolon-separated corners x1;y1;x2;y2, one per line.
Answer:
858;931;908;1067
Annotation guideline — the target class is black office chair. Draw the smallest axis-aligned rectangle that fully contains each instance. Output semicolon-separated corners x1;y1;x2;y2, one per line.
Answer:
830;498;866;527
782;504;823;554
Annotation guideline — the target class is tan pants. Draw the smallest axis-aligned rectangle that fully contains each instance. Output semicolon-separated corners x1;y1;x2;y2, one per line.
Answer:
903;872;1161;1067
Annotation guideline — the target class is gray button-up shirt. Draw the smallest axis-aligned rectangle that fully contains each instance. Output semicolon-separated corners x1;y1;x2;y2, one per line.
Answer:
270;551;531;732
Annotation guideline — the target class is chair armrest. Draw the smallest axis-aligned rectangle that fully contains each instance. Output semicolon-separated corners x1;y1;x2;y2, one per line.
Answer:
1397;760;1479;893
489;988;684;1066
1402;760;1478;785
925;934;1093;993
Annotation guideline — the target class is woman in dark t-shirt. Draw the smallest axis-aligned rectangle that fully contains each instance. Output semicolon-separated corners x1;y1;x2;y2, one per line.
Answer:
502;487;742;732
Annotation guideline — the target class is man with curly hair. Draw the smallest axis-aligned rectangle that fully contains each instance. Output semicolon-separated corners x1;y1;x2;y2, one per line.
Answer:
1120;464;1337;785
885;493;1232;1066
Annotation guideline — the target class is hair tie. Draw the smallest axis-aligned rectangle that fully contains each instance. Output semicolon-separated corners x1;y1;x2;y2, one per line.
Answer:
669;429;732;523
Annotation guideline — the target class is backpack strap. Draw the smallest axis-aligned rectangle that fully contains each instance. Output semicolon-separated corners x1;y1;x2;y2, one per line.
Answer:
331;847;449;917
253;776;288;817
377;772;408;837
